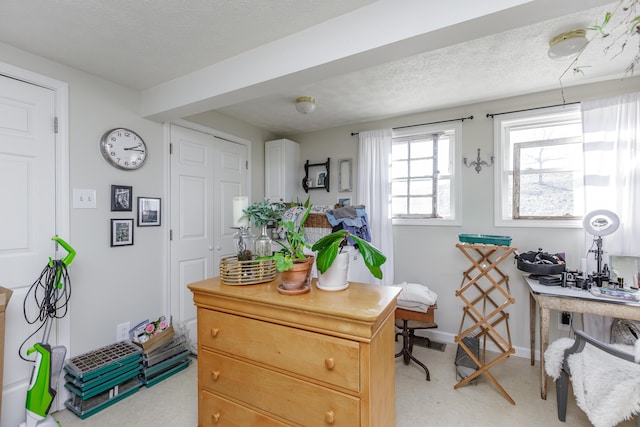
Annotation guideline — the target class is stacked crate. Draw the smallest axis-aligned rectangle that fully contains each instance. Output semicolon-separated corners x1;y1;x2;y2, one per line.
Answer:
64;341;142;419
138;330;191;387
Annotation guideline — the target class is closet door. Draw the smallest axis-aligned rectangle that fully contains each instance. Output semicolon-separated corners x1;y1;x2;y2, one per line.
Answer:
169;125;247;351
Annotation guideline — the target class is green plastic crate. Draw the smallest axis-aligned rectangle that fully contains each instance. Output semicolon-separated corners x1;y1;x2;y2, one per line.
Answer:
458;234;512;246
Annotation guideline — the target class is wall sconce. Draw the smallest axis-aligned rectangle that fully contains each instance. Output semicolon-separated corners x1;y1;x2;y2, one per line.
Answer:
463;148;494;174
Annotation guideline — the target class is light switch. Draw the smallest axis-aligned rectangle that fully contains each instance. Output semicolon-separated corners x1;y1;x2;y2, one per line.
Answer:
73;189;97;209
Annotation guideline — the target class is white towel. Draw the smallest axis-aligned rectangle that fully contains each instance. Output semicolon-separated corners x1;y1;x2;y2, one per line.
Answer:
395;282;437;313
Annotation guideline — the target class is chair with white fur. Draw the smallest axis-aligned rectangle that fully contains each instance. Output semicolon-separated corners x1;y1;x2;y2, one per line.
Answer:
393;282;438;381
544;330;640;427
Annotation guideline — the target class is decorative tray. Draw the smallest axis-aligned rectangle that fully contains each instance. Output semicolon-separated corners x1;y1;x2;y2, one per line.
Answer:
220;255;276;285
458;234;512;246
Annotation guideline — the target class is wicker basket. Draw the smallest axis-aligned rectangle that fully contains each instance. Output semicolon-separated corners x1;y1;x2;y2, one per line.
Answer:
304;213;332;229
220;255;276;285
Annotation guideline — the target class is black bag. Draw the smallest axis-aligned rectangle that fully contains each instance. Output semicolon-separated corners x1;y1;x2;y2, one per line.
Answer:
515;249;566;275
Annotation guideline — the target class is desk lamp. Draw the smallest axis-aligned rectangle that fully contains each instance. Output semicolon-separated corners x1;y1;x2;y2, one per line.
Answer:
583;209;620;287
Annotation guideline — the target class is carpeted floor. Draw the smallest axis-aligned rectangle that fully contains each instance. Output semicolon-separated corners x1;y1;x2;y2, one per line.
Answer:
53;339;637;426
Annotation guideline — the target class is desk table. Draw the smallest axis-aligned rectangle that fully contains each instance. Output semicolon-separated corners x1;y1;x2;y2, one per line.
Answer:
523;275;640;400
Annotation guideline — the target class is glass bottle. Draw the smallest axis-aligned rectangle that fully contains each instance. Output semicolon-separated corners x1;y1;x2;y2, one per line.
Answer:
254;224;273;257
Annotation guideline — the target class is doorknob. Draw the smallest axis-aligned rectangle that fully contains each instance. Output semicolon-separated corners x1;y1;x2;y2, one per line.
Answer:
209;246;214;251
216;246;221;251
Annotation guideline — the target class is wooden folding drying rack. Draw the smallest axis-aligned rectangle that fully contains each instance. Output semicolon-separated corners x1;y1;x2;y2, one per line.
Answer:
454;242;518;405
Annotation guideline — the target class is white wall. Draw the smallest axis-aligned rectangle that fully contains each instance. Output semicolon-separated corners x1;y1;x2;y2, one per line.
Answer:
290;75;640;355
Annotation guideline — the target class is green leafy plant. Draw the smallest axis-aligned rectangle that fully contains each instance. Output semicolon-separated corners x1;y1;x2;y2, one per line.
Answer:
312;229;387;280
270;206;312;272
242;199;286;228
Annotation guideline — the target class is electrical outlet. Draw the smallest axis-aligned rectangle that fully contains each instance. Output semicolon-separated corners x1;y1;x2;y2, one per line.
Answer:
559;311;572;330
117;321;130;342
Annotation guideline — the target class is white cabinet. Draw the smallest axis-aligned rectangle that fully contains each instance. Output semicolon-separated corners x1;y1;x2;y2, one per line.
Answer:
265;139;300;203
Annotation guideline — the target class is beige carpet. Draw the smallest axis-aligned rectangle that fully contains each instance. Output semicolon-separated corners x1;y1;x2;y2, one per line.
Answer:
53;341;636;426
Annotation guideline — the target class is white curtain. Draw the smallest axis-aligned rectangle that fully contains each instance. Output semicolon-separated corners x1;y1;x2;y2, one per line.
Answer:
356;129;394;285
581;91;640;341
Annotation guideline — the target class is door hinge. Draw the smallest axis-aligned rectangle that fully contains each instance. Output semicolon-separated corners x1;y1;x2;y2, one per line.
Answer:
54;117;59;133
246;160;249;170
169;143;173;155
169;229;173;241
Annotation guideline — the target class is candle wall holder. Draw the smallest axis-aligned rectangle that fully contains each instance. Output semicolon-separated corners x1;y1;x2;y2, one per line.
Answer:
463;148;494;174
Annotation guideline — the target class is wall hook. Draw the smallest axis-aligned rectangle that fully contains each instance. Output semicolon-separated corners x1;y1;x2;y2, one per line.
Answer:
463;148;494;174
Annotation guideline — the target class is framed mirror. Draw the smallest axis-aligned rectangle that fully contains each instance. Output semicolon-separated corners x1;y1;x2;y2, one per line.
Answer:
609;255;640;288
338;159;352;193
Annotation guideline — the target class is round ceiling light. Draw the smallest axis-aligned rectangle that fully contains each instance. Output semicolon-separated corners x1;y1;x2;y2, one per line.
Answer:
295;96;316;114
548;29;588;60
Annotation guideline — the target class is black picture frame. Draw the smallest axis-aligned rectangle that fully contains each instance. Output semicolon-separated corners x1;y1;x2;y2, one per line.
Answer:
111;218;134;247
111;185;133;211
138;197;161;226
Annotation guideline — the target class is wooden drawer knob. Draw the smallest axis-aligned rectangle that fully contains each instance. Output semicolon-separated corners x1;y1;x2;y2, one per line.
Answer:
211;370;220;380
210;327;219;337
324;410;335;424
211;412;221;423
324;357;335;370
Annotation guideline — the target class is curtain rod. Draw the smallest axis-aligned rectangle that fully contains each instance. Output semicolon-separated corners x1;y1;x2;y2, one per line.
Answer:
350;115;473;136
485;102;580;118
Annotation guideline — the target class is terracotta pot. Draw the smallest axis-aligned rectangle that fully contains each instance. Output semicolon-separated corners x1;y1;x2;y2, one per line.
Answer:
280;258;312;290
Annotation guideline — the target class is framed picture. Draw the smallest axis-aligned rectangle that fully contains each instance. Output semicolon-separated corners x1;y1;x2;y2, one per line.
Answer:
111;218;134;247
111;185;133;211
138;197;161;226
337;197;352;208
316;171;327;187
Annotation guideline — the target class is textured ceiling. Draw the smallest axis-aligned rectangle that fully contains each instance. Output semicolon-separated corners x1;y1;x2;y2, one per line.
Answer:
0;0;636;136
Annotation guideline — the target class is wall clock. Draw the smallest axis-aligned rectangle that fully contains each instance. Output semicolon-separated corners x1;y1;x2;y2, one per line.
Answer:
100;128;147;170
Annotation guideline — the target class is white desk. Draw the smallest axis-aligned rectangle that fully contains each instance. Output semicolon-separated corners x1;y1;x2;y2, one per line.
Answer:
523;275;640;400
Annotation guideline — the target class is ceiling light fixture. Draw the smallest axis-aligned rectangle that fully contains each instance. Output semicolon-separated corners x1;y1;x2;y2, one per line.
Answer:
548;29;588;60
295;96;316;114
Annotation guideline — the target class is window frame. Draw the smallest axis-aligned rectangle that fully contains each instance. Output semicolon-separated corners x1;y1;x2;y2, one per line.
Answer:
493;104;584;228
392;122;462;226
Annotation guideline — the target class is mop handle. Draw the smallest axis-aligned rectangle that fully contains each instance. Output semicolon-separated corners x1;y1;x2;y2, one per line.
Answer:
49;237;75;290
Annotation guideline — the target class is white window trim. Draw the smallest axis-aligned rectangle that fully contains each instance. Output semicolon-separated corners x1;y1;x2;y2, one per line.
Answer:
493;104;583;228
392;122;462;226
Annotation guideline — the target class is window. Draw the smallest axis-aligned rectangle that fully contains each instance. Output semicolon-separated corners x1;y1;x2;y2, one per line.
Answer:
391;123;461;225
494;105;584;227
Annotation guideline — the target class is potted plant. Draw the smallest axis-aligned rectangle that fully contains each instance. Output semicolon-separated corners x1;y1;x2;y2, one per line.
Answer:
242;200;286;257
270;205;314;290
311;229;386;291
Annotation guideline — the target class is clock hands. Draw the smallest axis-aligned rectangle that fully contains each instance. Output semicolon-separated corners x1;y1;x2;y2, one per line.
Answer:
124;146;145;152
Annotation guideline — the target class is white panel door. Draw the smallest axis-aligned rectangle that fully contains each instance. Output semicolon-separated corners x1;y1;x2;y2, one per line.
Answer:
0;75;57;427
213;136;248;267
169;125;246;352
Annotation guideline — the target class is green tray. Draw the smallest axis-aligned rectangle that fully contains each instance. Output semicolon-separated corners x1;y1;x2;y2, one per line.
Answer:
458;234;512;246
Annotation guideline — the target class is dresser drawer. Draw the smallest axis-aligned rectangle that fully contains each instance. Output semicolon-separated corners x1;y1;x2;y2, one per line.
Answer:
200;389;289;427
200;349;360;427
199;309;360;391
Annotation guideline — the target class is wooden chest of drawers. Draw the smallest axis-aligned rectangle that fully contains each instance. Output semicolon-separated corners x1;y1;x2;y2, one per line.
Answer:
188;277;400;427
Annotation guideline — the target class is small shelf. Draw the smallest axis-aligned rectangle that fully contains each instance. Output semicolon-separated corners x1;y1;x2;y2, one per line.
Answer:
302;158;330;193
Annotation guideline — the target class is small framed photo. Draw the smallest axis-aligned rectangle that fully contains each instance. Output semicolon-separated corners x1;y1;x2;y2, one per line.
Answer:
337;197;352;208
316;171;327;187
138;197;161;226
111;185;133;211
111;218;134;247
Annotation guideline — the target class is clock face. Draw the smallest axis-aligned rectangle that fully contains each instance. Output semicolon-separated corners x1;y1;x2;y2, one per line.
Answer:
100;128;147;170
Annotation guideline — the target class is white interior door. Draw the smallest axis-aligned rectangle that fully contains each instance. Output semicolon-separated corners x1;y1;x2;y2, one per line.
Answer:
0;75;58;427
169;125;247;352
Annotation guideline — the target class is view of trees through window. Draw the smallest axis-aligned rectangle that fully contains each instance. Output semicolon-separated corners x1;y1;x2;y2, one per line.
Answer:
498;107;584;221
